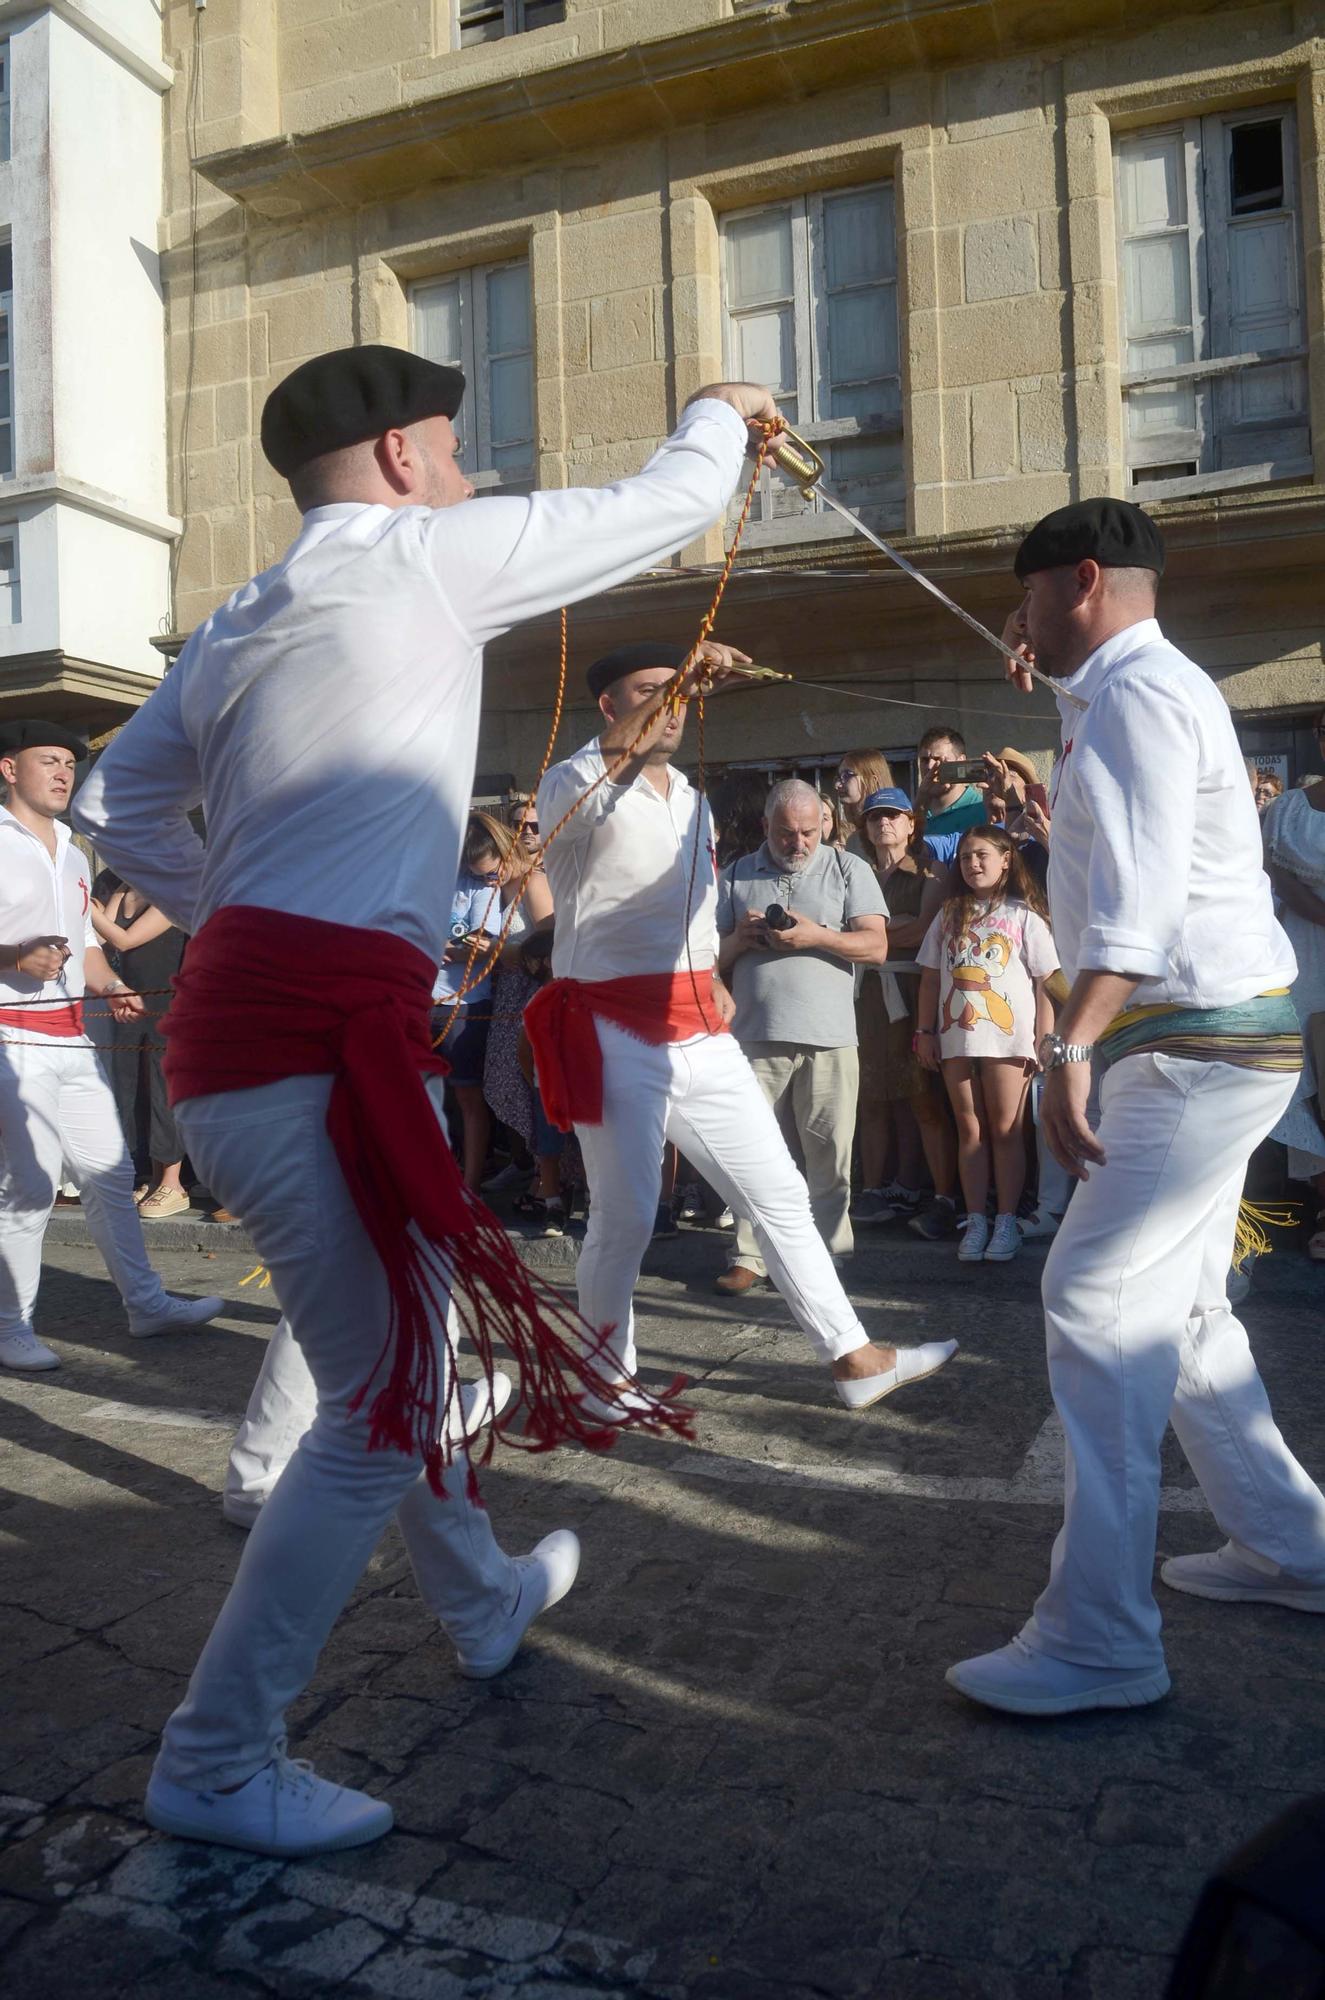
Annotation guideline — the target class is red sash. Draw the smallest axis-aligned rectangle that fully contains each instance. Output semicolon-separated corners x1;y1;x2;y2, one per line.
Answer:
162;906;691;1494
524;970;727;1131
0;1001;85;1037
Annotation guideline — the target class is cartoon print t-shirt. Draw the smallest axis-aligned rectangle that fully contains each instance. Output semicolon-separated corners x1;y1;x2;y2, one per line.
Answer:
917;897;1059;1060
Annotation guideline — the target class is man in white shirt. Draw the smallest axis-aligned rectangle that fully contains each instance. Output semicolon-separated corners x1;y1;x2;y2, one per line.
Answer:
946;499;1325;1719
0;721;224;1372
531;643;957;1411
73;345;791;1861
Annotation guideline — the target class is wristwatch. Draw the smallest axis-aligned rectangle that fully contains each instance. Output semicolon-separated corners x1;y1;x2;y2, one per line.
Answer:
1038;1031;1093;1070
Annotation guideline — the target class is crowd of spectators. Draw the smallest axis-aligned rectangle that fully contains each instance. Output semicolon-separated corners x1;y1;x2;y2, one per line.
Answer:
469;709;1325;1279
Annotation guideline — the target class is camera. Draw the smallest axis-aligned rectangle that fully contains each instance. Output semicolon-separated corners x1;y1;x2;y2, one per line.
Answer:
937;758;994;786
449;921;474;944
763;903;796;931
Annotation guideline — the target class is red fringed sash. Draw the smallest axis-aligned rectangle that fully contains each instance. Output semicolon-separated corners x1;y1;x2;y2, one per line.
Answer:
523;970;727;1131
162;905;692;1496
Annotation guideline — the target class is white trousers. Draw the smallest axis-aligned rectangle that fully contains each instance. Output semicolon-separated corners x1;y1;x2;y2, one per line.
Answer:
225;1313;308;1518
1025;1053;1325;1669
158;1074;518;1791
0;1034;170;1335
574;1023;872;1378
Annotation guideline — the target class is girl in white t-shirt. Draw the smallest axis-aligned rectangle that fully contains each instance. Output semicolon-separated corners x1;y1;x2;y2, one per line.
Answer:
916;825;1059;1262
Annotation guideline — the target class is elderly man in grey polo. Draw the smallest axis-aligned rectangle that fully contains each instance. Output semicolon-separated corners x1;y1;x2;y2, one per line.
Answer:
715;777;889;1295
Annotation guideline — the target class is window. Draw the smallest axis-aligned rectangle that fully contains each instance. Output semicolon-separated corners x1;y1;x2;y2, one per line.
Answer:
1115;107;1310;498
410;260;534;492
458;0;565;44
721;183;902;537
0;43;10;162
0;526;18;625
0;243;12;479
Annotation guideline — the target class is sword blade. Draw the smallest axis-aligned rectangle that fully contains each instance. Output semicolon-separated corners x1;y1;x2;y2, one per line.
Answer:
811;486;1086;710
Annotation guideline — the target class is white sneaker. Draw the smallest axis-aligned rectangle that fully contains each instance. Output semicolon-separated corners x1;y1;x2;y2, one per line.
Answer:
958;1214;989;1261
716;1207;734;1230
145;1752;393;1857
456;1529;581;1679
128;1293;226;1338
1160;1541;1325;1613
574;1383;661;1427
984;1213;1021;1262
1019;1209;1061;1240
834;1339;958;1410
0;1328;60;1371
945;1637;1170;1716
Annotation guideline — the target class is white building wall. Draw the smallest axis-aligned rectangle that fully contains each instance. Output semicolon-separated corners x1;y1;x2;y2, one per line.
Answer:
0;1;174;689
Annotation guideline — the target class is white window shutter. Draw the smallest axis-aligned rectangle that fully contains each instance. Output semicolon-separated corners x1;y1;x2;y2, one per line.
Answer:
1116;125;1206;475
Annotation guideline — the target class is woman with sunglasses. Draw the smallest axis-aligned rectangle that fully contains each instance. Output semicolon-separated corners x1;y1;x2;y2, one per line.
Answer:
833;749;893;856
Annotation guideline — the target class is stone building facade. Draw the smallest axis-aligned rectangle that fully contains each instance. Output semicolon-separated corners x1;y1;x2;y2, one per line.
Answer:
155;0;1325;794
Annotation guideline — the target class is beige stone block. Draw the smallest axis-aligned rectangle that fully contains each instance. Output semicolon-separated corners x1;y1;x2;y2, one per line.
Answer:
172;517;213;598
598;0;721;55
908;390;946;488
1017;382;1068;475
971;381;1017;480
280;1;428;98
907;309;942;395
944;470;1072;536
944;54;1046;139
173;387;217;457
963;216;1039;303
1071;282;1117;373
1066;195;1116;288
590;288;656;373
559;210;665;303
214;380;252;443
942;389;972;484
563;362;669;445
249;315;270;383
561;301;591;377
250;224;330;291
285;67;402;135
1063;111;1111;203
669;271;720;361
265;283;354;366
563;437;655;486
178;585;226;634
941;294;1064;386
192;318;252;387
932;131;1060;226
358;262;409;347
185;443;241;513
210;506;255;587
1038;208;1065;293
1072;373;1125;482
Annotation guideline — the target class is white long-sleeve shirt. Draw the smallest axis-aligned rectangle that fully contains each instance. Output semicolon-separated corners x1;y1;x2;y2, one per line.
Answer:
1047;618;1295;1007
538;738;718;984
72;400;749;962
0;807;97;1039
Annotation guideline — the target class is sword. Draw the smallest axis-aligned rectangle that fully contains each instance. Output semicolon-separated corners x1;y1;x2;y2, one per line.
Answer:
765;429;1087;711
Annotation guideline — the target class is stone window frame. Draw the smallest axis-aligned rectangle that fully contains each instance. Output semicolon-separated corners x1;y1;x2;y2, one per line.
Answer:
1113;103;1310;502
410;258;536;493
679;133;914;551
1061;50;1325;505
0;40;10;164
717;179;905;544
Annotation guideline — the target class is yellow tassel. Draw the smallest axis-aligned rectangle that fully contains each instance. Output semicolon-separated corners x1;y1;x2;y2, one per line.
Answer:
239;1263;272;1289
1232;1201;1299;1272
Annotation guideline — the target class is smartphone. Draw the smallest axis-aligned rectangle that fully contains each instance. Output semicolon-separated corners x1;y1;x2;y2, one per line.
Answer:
937;759;992;786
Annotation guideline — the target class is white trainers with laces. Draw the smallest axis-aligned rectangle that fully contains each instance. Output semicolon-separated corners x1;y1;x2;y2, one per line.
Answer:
145;1751;393;1857
0;1328;60;1371
128;1293;226;1338
984;1213;1022;1262
455;1529;581;1679
958;1213;989;1261
1160;1541;1325;1613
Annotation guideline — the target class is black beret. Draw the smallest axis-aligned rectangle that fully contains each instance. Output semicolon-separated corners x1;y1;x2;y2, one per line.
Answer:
586;640;690;702
0;718;87;760
260;344;466;478
1015;498;1165;581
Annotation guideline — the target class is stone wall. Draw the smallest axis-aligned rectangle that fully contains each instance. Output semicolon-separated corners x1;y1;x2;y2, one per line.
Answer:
158;0;1325;774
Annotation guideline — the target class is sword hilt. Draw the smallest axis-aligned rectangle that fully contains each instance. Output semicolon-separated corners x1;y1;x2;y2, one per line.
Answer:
765;425;824;497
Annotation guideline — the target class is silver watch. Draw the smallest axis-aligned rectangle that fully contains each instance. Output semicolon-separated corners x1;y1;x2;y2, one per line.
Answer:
1038;1031;1093;1071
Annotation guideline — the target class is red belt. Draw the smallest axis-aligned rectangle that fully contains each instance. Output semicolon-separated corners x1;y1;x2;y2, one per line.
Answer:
0;1001;84;1037
524;970;727;1131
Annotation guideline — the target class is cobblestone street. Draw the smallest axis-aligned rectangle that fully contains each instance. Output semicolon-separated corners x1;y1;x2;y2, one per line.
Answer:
2;1222;1323;1999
